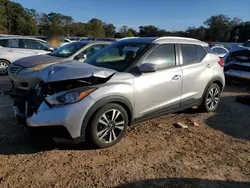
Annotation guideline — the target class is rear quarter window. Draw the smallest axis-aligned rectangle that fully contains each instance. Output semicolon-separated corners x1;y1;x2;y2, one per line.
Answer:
181;44;207;65
197;46;207;60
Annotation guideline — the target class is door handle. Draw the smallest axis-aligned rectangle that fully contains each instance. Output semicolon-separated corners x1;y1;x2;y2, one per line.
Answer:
206;64;212;68
172;75;181;80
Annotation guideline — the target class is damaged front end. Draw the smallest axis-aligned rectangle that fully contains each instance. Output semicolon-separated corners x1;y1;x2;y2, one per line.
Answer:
11;75;113;125
224;48;250;80
8;61;116;125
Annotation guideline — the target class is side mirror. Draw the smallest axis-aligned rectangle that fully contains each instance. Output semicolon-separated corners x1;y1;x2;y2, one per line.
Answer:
138;63;157;73
74;53;87;60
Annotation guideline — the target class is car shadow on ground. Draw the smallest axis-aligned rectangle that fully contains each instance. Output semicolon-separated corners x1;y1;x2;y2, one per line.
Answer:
117;178;250;188
180;93;250;141
0;117;94;155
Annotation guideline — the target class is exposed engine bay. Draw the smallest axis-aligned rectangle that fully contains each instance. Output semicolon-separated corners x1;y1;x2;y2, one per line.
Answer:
9;75;113;117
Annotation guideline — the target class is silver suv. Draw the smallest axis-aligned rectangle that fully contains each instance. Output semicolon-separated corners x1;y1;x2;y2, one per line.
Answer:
13;37;225;148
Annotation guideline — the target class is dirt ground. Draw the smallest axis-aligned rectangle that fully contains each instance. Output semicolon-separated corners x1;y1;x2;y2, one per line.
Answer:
1;76;250;188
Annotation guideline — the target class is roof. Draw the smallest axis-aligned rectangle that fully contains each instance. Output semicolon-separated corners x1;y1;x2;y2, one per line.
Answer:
76;40;113;45
118;37;208;46
0;36;46;43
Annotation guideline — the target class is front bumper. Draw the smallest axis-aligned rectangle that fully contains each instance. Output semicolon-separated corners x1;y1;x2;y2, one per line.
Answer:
9;71;42;90
14;95;96;140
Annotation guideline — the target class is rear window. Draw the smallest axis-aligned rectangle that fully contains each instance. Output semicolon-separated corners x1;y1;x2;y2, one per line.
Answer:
212;47;228;55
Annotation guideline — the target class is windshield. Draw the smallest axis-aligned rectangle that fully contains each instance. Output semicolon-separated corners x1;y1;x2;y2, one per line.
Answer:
243;41;250;48
85;42;149;71
50;42;87;58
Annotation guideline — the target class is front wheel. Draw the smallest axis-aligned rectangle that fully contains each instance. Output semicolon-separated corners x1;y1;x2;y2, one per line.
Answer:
202;83;221;112
88;103;128;148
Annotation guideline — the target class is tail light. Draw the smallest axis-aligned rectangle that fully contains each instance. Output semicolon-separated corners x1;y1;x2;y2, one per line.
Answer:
218;58;224;67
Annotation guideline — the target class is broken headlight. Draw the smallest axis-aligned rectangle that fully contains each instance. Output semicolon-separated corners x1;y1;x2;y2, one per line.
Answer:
45;87;97;106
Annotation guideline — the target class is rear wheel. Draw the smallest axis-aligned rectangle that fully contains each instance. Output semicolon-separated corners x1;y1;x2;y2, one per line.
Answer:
0;60;10;75
88;103;128;148
202;83;221;112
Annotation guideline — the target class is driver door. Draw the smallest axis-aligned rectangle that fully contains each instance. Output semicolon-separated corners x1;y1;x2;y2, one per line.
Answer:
133;44;182;118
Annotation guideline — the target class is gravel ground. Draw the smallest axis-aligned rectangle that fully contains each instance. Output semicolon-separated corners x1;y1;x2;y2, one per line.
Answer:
1;76;250;188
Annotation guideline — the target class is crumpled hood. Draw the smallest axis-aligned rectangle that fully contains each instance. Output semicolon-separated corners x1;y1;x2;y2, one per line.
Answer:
38;60;116;83
13;54;65;67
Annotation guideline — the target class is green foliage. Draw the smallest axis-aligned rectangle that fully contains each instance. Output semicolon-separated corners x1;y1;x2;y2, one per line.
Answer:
103;23;116;37
0;1;249;42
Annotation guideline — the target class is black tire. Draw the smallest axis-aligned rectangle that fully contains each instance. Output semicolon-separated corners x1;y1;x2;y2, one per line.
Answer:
202;83;221;112
0;60;10;75
87;103;128;148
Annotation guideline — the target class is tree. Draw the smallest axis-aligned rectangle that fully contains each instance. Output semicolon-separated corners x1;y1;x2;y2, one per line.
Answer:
128;28;138;36
0;0;8;33
186;26;206;40
139;25;158;37
118;25;135;37
103;23;116;37
85;19;105;37
204;14;231;41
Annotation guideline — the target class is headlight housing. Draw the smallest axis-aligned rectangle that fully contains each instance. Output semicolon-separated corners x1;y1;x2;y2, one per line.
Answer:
18;64;52;74
45;87;97;106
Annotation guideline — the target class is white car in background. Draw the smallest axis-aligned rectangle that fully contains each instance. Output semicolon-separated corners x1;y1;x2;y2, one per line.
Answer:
0;36;53;75
210;44;229;58
60;38;72;47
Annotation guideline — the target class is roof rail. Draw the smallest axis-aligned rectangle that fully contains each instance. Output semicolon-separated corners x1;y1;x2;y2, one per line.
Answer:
118;37;139;41
154;36;200;42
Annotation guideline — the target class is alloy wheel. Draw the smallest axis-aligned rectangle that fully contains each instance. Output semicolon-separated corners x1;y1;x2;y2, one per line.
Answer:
97;109;125;143
0;62;9;75
206;87;219;110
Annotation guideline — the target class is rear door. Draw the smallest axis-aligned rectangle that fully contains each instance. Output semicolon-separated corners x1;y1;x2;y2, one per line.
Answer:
134;44;182;118
180;44;214;107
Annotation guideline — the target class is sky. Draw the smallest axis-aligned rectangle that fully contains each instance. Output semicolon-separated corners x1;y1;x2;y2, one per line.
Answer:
14;0;250;31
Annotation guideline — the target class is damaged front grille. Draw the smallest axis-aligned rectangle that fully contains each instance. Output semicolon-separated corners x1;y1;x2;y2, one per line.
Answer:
13;75;112;116
14;90;44;116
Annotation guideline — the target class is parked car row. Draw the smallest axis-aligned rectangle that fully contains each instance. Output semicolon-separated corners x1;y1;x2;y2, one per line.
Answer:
0;36;54;75
4;36;225;148
8;40;111;91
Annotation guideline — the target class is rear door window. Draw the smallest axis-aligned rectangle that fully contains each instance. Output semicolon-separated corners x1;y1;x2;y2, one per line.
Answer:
7;39;29;49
